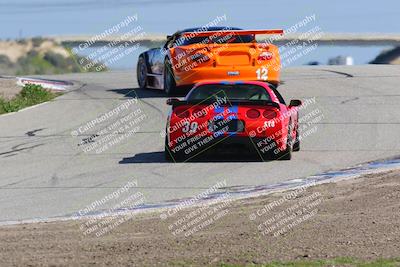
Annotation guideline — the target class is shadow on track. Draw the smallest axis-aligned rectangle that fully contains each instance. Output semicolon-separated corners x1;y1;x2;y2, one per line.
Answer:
108;87;189;99
119;151;269;164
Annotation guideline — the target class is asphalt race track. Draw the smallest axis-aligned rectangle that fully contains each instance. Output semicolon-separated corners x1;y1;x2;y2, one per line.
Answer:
1;65;399;222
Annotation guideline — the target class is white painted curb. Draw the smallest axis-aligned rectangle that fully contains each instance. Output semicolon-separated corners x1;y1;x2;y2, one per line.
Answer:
16;77;73;91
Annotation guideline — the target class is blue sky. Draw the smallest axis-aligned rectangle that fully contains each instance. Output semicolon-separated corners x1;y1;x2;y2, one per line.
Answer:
0;0;398;67
0;0;399;39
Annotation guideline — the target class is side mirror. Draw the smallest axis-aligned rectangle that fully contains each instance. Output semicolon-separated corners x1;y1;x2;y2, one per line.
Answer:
166;35;172;40
289;99;302;107
166;98;180;106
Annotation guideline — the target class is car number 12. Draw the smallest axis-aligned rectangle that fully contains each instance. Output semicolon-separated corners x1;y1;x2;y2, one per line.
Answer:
256;67;268;81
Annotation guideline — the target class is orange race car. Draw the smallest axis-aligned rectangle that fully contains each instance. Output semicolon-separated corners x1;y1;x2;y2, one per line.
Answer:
137;27;283;95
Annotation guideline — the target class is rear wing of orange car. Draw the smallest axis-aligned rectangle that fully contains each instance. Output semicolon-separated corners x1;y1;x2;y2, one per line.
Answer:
181;29;284;38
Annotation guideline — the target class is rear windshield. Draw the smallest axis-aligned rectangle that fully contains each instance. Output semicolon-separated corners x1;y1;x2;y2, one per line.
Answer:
187;84;271;101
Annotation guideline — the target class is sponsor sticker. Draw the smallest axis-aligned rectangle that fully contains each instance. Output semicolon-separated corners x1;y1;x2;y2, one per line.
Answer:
227;71;240;76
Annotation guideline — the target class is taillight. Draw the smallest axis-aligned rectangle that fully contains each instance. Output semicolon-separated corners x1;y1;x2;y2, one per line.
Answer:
258;51;273;61
246;109;260;119
175;108;190;118
193;108;206;118
263;110;277;119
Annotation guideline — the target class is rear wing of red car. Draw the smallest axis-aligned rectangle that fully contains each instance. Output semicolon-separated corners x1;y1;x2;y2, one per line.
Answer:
181;29;284;38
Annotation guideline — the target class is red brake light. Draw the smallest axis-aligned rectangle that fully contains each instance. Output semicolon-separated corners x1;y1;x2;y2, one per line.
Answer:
258;51;273;61
263;110;277;119
246;109;260;119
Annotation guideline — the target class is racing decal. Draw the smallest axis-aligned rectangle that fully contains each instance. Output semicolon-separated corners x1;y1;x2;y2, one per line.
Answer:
211;105;239;136
182;121;198;133
227;105;238;137
211;105;226;137
227;71;240;76
256;67;268;81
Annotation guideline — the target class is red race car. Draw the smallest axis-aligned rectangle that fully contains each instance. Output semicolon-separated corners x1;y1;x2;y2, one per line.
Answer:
164;81;302;162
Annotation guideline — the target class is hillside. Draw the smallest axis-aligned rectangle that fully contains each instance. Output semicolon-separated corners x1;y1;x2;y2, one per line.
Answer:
0;38;105;75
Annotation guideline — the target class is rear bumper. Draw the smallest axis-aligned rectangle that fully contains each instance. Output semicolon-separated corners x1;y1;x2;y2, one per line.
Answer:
167;118;288;157
167;134;284;160
174;65;280;86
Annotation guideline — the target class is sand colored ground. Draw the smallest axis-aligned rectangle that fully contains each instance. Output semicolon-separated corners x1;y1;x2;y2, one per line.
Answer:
0;170;399;266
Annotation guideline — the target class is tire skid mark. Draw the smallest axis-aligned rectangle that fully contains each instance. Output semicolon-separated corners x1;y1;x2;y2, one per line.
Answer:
318;69;354;78
25;128;45;137
0;142;44;156
340;97;359;104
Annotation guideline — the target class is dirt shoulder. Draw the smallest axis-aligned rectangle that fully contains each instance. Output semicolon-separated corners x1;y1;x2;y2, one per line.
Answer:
0;78;21;100
1;171;400;266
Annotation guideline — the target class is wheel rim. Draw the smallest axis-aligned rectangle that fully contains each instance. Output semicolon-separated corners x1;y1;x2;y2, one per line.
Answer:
138;59;146;87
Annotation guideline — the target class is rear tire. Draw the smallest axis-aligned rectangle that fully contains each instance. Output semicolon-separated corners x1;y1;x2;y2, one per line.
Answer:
279;144;292;160
164;136;185;162
277;124;293;160
164;59;177;96
137;56;147;89
293;124;300;152
164;138;173;162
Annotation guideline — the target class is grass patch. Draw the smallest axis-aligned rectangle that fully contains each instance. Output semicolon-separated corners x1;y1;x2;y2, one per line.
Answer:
219;257;400;267
0;84;61;114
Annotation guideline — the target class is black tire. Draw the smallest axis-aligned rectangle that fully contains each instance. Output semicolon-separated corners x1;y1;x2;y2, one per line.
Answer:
164;136;185;162
137;56;147;89
164;59;177;96
276;123;293;160
164;137;173;162
293;125;300;152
